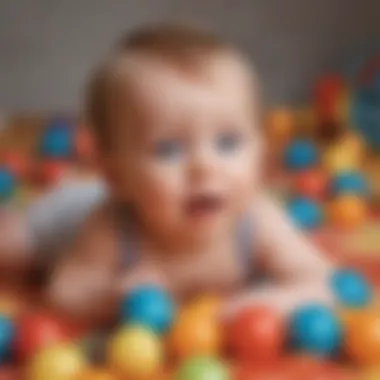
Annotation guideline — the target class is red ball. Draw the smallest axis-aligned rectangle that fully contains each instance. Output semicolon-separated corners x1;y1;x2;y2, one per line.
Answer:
34;161;68;187
227;306;285;363
13;312;71;361
1;151;30;180
293;169;328;200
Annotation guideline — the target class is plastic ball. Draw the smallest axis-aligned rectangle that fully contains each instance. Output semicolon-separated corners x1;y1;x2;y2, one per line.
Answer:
34;161;68;187
27;343;87;380
286;198;322;229
39;122;73;159
331;172;367;196
0;316;14;362
293;169;328;200
331;269;372;308
1;151;30;180
266;108;294;142
327;195;367;229
284;140;318;171
314;74;347;125
227;306;285;362
13;312;71;361
121;285;174;334
169;299;222;359
0;168;15;201
107;325;162;379
323;143;362;174
345;310;380;365
288;304;342;357
174;356;229;380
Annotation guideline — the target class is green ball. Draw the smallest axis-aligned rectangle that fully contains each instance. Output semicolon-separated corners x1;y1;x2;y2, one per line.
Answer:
175;356;229;380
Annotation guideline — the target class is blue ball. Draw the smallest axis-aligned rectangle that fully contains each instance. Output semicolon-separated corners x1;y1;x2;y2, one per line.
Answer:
120;285;174;334
0;168;15;200
330;172;367;196
331;269;372;308
40;123;74;158
284;140;318;171
286;198;322;229
288;304;342;357
0;316;14;362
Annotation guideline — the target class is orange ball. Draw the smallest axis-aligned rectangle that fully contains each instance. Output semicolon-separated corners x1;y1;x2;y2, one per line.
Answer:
227;306;285;363
293;169;328;200
266;108;294;142
345;310;380;366
168;299;222;359
327;195;367;229
34;161;69;187
76;368;116;380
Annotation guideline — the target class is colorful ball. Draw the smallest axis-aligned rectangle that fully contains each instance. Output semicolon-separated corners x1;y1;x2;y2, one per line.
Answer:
331;172;367;196
293;169;328;200
34;161;68;187
0;316;14;362
121;285;174;334
344;310;380;365
169;299;222;359
175;356;229;380
227;306;285;362
107;325;162;379
39;122;73;159
0;168;15;201
286;198;322;229
27;343;87;380
331;269;372;308
266;108;294;142
13;312;71;361
284;140;318;171
1;151;30;180
288;304;342;357
327;195;367;229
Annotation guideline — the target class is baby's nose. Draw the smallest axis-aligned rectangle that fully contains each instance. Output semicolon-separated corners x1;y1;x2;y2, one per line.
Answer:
188;147;218;182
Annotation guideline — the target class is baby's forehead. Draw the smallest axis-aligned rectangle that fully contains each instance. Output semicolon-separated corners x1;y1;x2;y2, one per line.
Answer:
120;54;256;123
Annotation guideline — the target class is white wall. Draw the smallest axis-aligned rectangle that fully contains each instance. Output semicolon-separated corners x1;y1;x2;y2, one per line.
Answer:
0;0;379;111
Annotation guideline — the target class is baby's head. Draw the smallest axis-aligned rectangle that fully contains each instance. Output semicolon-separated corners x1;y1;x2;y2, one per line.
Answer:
86;24;263;242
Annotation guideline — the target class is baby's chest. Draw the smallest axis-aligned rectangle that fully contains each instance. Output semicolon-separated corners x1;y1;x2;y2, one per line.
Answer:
162;246;252;298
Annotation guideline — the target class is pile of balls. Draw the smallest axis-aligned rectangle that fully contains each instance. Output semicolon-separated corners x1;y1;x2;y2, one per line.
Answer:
284;139;369;230
0;117;94;205
0;268;378;379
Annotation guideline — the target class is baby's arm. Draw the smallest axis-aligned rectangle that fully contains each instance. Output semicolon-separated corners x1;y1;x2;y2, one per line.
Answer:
0;179;105;270
47;205;167;324
226;193;336;317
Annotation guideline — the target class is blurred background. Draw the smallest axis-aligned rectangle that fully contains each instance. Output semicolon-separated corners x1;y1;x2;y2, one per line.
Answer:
0;0;380;110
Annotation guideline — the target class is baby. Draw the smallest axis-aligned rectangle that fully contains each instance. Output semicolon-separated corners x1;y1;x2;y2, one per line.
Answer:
0;24;335;322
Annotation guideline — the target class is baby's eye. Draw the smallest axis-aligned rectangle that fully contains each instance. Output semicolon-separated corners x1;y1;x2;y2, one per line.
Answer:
215;131;242;154
152;139;183;160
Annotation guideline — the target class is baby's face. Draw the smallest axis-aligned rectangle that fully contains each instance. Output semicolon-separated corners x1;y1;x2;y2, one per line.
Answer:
110;57;261;241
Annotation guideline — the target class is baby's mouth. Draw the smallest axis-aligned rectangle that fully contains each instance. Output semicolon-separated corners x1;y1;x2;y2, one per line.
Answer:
185;193;224;218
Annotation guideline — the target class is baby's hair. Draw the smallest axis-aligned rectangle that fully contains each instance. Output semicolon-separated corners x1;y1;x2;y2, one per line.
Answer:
86;23;251;150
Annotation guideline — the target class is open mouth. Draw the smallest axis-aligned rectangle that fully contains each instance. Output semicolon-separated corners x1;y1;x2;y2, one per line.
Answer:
185;193;224;218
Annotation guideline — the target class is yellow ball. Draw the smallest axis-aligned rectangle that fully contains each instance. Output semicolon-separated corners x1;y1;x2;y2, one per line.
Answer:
107;325;162;379
28;343;87;380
